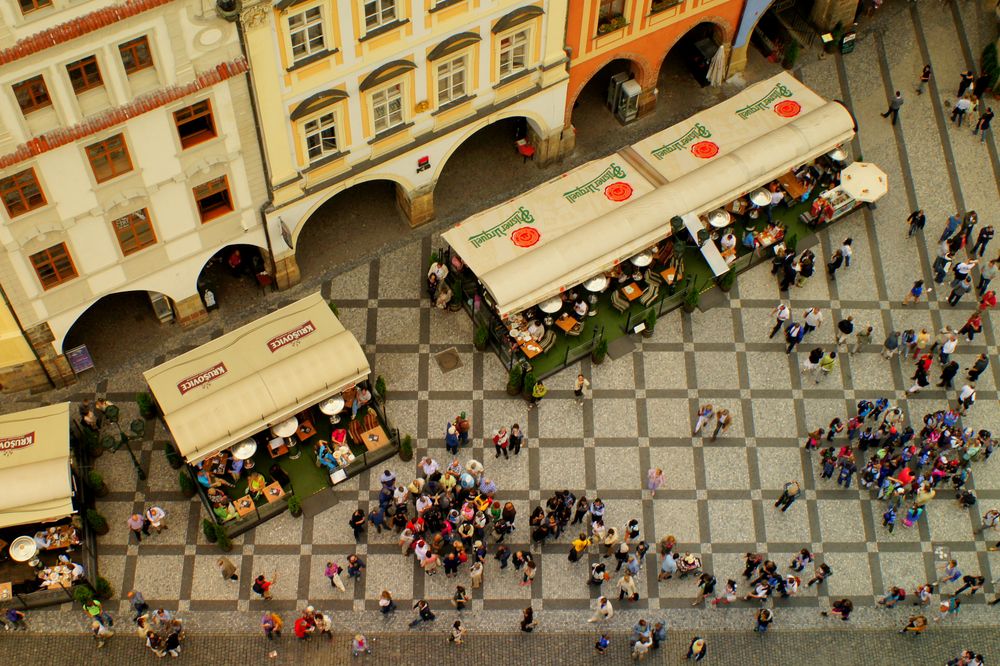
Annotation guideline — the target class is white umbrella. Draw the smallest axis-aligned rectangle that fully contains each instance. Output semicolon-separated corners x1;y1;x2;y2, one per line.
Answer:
707;45;726;87
839;162;888;203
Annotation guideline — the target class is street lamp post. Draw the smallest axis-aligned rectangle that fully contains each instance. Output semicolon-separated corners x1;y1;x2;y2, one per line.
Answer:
101;406;147;481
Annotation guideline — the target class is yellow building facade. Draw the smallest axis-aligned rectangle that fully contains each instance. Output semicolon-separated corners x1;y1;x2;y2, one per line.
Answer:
237;0;571;287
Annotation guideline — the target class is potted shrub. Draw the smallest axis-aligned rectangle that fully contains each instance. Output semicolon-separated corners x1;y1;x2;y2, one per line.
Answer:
506;365;525;396
202;518;218;543
86;470;108;498
682;279;701;313
784;233;798;253
179;469;196;498
287;494;303;517
399;434;414;462
94;576;114;600
718;268;736;293
85;430;103;459
375;376;387;403
642;310;656;338
215;524;233;552
473;324;488;351
521;370;537;400
135;392;156;419
591;337;608;365
164;443;183;469
86;509;109;536
447;287;463;312
73;585;95;607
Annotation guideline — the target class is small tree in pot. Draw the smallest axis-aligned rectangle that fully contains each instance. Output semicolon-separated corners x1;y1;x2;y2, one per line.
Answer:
399;434;414;462
164;442;183;469
506;364;525;396
214;524;233;552
521;371;537;401
202;518;219;543
717;268;736;293
86;470;108;498
591;337;608;364
473;324;489;351
86;509;109;535
179;469;197;498
287;494;303;517
642;310;657;338
682;278;701;313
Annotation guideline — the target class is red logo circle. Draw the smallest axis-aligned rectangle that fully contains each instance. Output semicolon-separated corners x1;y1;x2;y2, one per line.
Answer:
773;100;801;118
511;226;540;248
690;141;719;159
604;181;634;202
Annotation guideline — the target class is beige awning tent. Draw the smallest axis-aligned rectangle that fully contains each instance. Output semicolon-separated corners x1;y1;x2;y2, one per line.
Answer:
144;292;370;464
443;72;860;318
0;403;74;529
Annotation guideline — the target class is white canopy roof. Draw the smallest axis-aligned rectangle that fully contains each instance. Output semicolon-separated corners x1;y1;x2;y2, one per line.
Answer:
443;72;858;318
0;403;74;529
144;292;370;464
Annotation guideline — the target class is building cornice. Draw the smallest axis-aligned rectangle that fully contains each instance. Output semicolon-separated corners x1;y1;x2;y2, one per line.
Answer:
0;57;249;171
0;0;176;66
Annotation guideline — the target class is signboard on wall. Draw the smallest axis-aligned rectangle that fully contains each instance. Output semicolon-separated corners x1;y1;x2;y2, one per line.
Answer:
65;345;95;374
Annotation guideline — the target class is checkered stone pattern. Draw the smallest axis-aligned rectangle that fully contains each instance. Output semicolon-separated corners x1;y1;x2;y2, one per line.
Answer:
8;0;1000;638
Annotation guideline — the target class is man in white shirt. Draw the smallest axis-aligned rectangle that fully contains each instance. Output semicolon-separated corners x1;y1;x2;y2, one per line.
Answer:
803;307;823;335
958;383;977;414
769;304;790;338
840;238;853;267
939;334;959;364
527;320;544;342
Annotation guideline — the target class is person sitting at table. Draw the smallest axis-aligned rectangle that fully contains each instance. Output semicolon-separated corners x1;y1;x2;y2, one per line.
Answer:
573;299;589;318
427;272;439;301
33;528;56;550
228;457;244;482
527;320;545;342
315;440;338;474
434;280;452;309
197;468;233;489
742;229;757;250
58;554;85;581
207;487;229;506
428;259;449;283
214;503;238;523
247;471;267;496
629;264;644;284
720;232;737;252
357;386;372;407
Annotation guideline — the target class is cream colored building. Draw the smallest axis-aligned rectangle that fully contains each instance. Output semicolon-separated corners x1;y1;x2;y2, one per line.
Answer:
237;0;571;287
0;0;268;391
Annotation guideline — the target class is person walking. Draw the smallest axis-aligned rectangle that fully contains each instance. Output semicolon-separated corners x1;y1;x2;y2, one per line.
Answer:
91;620;113;649
493;426;509;459
826;249;844;280
754;608;774;633
958;312;983;341
971;225;994;258
785;321;805;354
816;351;838;383
693;404;714;435
692;572;717;606
973;107;994;143
253;574;276;601
509;423;524;456
126;513;146;544
127;590;148;622
977;259;998;293
881;91;904;125
351;634;372;656
349;508;367;542
774;480;801;512
802;307;823;335
967;354;989;381
528;380;547;409
574;373;591;406
587;596;614;622
899;615;927;635
82;599;113;628
948;275;973;306
902;280;929;305
379;590;397;614
647;468;665;496
938;360;960;388
951;96;972;126
144;506;167;534
958;383;977;414
916;64;931;94
686;637;707;661
449;620;467;646
957;70;975;98
594;634;611;655
454;412;471;447
408;599;436;627
261;611;282;640
851;325;872;355
324;561;346;592
217;557;238;582
769;303;791;338
940;214;962;242
907;209;926;237
451;585;471;611
710;409;732;442
520;606;538;632
840;238;853;267
821;598;853;621
835;317;854;347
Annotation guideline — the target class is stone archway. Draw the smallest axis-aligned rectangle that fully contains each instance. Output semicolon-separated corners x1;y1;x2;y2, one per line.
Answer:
564;53;654;127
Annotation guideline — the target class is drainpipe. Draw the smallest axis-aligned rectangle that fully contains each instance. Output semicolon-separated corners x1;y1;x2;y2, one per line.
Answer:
0;281;56;388
231;6;279;279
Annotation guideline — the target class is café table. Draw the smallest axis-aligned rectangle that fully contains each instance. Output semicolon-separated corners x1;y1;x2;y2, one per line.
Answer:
519;339;543;359
318;396;345;415
270;417;298;438
621;283;643;301
750;188;771;207
555;314;578;333
360;425;389;452
660;267;678;285
235;495;257;518
263;481;285;503
777;171;808;200
267;437;289;458
38;525;79;551
630;251;653;267
725;198;749;215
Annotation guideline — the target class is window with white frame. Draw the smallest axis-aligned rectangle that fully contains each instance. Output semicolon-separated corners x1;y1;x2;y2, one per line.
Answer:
304;112;338;161
364;0;396;32
436;56;467;106
371;83;403;134
499;29;529;79
289;6;325;63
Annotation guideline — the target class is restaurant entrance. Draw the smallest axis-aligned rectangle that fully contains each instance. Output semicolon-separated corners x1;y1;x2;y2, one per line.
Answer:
569;59;644;136
294;179;410;279
195;244;269;313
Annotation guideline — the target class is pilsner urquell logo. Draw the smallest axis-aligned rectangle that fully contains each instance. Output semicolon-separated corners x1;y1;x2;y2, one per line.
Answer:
267;320;316;352
0;432;35;455
177;362;228;395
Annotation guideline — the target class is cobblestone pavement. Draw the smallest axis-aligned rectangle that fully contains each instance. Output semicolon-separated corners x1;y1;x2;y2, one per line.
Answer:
3;0;1000;661
1;627;996;665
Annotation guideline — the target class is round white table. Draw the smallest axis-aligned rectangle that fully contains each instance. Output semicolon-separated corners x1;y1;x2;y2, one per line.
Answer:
9;536;37;563
630;251;653;267
319;396;345;415
750;188;771;207
270;417;298;438
707;209;731;228
538;297;563;314
827;148;847;162
583;275;609;292
232;438;258;460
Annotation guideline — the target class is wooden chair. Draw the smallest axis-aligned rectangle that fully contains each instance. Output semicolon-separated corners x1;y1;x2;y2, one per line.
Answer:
539;329;557;353
347;418;364;445
611;290;630;313
363;407;379;432
640;283;659;307
645;269;663;286
566;321;584;337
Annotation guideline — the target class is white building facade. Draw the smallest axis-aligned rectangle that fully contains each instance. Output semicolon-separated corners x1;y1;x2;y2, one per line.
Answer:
0;0;268;390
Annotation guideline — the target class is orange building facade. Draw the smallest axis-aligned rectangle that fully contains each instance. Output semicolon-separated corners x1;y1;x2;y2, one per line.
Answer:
564;0;746;126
